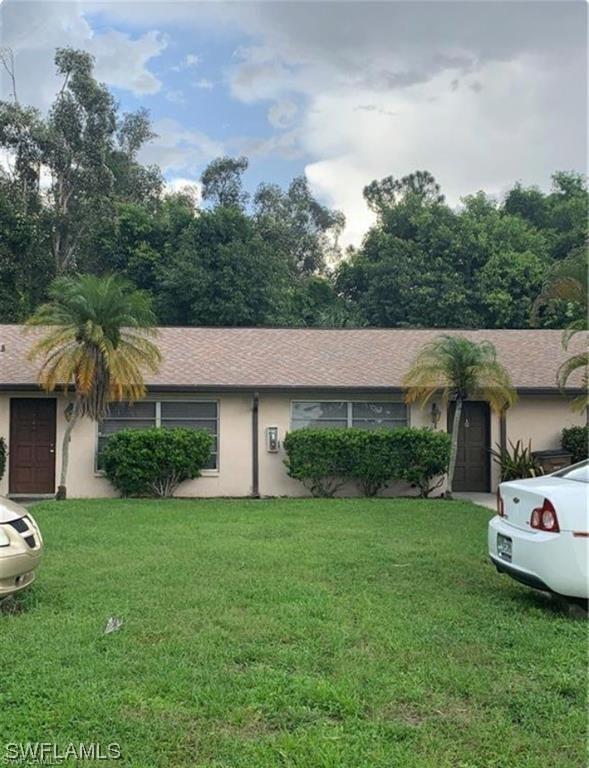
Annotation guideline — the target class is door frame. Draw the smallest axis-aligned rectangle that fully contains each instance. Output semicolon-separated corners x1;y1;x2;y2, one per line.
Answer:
9;397;57;495
447;399;491;493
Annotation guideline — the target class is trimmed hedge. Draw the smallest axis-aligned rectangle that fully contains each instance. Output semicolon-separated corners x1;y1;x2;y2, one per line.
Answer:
561;426;589;464
0;436;5;482
283;427;451;498
102;427;213;497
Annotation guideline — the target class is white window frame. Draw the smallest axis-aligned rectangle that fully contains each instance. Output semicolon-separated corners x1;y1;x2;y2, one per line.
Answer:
95;399;220;475
289;399;410;431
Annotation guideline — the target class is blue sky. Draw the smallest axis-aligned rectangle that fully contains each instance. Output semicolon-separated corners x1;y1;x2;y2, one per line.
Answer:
1;1;586;244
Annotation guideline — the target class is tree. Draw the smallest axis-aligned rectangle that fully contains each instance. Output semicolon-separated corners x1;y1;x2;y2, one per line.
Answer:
364;170;444;219
27;274;161;499
403;335;516;497
336;187;481;328
535;250;589;413
201;156;249;209
254;176;345;275
0;173;53;321
157;206;291;326
0;48;160;274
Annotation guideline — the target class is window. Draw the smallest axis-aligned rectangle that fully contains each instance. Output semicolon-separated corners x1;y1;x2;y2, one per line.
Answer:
553;459;589;484
97;401;219;471
291;401;407;430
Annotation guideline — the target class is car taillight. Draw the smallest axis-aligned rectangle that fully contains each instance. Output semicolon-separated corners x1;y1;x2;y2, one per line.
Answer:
530;498;560;533
497;489;505;517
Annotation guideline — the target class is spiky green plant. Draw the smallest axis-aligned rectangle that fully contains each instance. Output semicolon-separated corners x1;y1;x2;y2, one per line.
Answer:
490;439;543;481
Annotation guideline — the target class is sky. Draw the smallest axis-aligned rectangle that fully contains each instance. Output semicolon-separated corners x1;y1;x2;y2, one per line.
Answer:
0;0;587;245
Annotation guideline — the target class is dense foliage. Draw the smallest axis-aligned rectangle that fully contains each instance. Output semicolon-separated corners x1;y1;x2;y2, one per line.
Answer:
0;48;587;330
490;439;543;481
283;427;451;497
101;427;213;497
561;426;589;464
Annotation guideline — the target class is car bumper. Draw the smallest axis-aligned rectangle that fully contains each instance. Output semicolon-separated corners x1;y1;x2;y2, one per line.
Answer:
488;515;589;599
0;549;42;597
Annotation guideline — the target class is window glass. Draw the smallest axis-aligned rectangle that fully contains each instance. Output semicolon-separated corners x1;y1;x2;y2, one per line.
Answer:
292;402;347;421
291;401;408;430
97;401;219;471
352;402;407;428
100;418;155;436
106;402;156;419
553;460;589;484
161;402;217;419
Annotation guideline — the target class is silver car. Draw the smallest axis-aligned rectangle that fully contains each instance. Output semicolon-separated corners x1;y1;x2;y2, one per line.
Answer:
0;497;44;597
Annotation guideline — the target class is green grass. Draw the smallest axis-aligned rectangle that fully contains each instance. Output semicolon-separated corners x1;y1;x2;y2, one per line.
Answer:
1;498;587;767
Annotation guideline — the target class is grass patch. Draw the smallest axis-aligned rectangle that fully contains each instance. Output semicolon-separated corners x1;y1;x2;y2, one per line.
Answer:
1;498;586;767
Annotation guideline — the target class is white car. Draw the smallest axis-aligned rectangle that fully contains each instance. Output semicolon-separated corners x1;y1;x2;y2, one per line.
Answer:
489;460;589;601
0;497;44;598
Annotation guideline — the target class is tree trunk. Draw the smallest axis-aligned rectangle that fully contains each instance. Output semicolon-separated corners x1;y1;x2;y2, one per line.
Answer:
446;398;463;499
56;401;80;500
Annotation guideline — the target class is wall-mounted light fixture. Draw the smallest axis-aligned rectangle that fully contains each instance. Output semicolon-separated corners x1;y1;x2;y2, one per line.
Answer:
266;426;279;452
430;402;441;429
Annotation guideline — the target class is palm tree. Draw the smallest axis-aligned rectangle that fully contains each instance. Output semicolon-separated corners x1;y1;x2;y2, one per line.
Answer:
27;274;161;499
534;250;588;413
403;335;516;497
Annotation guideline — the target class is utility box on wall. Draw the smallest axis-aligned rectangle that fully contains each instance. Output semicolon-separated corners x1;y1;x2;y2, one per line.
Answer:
266;426;279;452
532;449;572;474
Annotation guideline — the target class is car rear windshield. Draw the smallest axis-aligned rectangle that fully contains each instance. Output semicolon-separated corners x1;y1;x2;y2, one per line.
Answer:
553;460;589;484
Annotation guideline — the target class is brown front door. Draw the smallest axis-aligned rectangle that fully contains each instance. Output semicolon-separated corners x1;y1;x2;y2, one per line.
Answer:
9;399;56;494
448;401;490;492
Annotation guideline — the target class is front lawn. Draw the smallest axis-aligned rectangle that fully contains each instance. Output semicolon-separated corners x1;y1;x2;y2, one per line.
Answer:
1;499;586;767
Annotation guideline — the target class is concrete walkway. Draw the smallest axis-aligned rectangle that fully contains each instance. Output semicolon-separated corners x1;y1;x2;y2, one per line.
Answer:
454;492;497;511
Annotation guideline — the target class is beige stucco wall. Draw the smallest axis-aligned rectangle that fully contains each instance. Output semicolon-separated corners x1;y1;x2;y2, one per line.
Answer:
0;392;253;498
506;395;585;454
0;390;584;499
257;391;436;497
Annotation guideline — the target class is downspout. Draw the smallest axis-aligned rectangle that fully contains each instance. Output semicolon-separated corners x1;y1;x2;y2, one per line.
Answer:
499;406;508;454
252;391;259;498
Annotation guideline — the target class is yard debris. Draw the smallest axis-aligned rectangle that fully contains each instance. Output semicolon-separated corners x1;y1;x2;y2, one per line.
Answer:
104;616;124;634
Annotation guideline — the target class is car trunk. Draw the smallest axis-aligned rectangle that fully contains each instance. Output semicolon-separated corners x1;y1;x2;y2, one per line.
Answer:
499;478;564;532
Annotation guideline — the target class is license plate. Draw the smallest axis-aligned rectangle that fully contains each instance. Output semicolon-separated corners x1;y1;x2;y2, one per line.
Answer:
497;534;512;562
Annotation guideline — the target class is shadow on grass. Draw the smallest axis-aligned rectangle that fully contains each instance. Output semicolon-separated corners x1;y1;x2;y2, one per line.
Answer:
509;587;587;619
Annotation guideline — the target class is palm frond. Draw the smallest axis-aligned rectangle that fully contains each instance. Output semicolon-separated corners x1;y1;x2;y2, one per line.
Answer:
27;274;160;419
403;334;516;412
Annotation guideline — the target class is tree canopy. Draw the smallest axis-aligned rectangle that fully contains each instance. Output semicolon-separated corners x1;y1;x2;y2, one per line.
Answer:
0;47;587;331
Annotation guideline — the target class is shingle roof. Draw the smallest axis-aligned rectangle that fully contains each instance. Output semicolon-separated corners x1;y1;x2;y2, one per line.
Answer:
0;324;585;391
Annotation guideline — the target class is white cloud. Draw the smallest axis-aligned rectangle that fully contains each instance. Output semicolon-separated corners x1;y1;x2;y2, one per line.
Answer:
140;118;223;175
239;128;302;160
171;52;202;72
194;78;214;90
164;177;201;206
268;99;298;129
165;89;186;105
89;29;167;96
0;1;167;108
2;1;585;248
217;1;587;245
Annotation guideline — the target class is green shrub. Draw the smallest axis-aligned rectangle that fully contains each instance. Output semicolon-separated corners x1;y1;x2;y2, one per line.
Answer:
490;439;543;481
393;428;452;497
0;436;6;482
346;429;398;497
283;427;451;498
561;426;589;464
282;428;355;497
102;427;213;497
